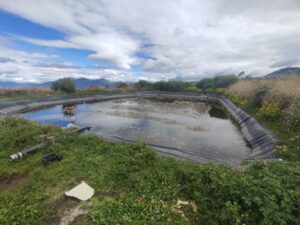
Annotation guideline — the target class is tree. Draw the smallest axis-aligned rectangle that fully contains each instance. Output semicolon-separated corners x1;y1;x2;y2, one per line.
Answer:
214;75;238;88
196;75;238;90
116;82;128;88
51;78;76;93
196;78;214;89
153;80;186;92
137;80;153;90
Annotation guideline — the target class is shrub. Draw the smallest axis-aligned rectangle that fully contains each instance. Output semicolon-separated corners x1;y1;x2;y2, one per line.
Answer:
231;94;249;109
186;84;198;93
214;75;239;88
51;78;76;93
116;82;128;88
258;101;281;120
177;162;300;225
196;78;215;89
252;85;269;108
153;80;187;92
283;101;300;131
196;75;238;90
137;80;153;90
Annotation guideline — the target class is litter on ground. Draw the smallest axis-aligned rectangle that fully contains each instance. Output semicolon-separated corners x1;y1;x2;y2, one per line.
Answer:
65;181;94;201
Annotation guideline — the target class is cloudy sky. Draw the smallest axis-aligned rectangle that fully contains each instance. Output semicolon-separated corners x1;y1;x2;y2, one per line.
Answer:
0;0;300;83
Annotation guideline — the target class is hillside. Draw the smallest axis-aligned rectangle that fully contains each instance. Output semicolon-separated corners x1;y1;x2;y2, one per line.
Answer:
0;81;37;88
265;67;300;78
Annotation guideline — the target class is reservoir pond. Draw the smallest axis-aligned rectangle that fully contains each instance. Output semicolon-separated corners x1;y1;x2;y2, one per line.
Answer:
22;98;250;164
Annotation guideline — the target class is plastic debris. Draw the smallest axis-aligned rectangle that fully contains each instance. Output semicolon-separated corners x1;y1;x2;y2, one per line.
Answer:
65;181;94;201
75;126;92;134
10;135;54;161
171;199;198;218
190;201;198;213
175;200;189;207
42;153;63;165
66;123;79;129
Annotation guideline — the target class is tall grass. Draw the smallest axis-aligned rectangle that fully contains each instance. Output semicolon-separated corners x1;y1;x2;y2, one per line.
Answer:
229;76;300;100
0;88;54;98
227;76;300;160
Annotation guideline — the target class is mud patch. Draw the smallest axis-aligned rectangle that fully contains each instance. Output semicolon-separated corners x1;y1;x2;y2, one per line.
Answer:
60;204;90;225
45;196;91;225
0;173;28;192
106;111;206;132
98;189;121;198
69;214;91;225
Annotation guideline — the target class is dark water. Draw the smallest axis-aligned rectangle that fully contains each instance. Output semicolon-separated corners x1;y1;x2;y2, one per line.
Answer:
22;98;250;164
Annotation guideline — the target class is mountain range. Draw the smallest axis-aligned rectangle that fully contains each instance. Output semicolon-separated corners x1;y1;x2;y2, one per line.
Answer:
1;67;299;89
264;67;300;78
0;78;116;89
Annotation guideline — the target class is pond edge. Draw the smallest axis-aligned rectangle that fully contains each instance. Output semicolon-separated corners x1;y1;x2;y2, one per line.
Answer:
0;92;277;160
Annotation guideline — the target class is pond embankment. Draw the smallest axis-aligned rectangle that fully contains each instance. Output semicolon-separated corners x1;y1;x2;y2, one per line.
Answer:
0;92;277;160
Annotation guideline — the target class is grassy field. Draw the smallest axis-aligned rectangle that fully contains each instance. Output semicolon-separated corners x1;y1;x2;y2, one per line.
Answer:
0;118;299;225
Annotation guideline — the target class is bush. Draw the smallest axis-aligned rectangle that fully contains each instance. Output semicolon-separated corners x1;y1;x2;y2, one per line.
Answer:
51;78;76;93
137;80;153;90
177;162;300;225
153;80;187;92
186;84;199;93
196;75;238;90
214;75;239;88
230;93;249;109
283;101;300;131
258;101;281;120
196;78;215;89
252;85;269;108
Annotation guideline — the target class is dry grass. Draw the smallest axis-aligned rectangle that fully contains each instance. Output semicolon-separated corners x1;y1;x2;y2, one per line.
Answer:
0;87;128;103
229;76;300;100
229;76;300;130
0;88;55;98
0;88;57;102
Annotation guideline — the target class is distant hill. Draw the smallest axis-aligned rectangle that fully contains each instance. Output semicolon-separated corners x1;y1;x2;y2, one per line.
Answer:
265;67;300;78
0;78;116;89
75;78;115;89
0;81;37;88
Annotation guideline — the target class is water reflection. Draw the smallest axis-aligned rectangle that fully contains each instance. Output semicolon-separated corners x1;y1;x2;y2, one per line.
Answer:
208;105;228;119
22;98;250;164
62;104;76;125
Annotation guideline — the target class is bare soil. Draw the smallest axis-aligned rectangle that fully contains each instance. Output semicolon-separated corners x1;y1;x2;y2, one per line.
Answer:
0;173;28;192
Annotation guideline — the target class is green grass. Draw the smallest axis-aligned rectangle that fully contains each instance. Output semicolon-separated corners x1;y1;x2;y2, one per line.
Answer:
0;118;299;224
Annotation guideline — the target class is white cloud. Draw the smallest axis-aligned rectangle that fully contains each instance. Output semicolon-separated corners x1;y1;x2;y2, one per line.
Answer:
0;41;172;83
70;32;140;69
17;36;77;48
0;0;300;81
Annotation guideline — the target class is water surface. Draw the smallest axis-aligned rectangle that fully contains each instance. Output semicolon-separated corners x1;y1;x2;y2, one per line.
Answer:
22;98;250;164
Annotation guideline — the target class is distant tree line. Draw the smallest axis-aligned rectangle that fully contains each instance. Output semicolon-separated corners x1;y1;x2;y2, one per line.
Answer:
137;75;239;92
50;75;239;94
195;75;238;90
137;80;189;92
